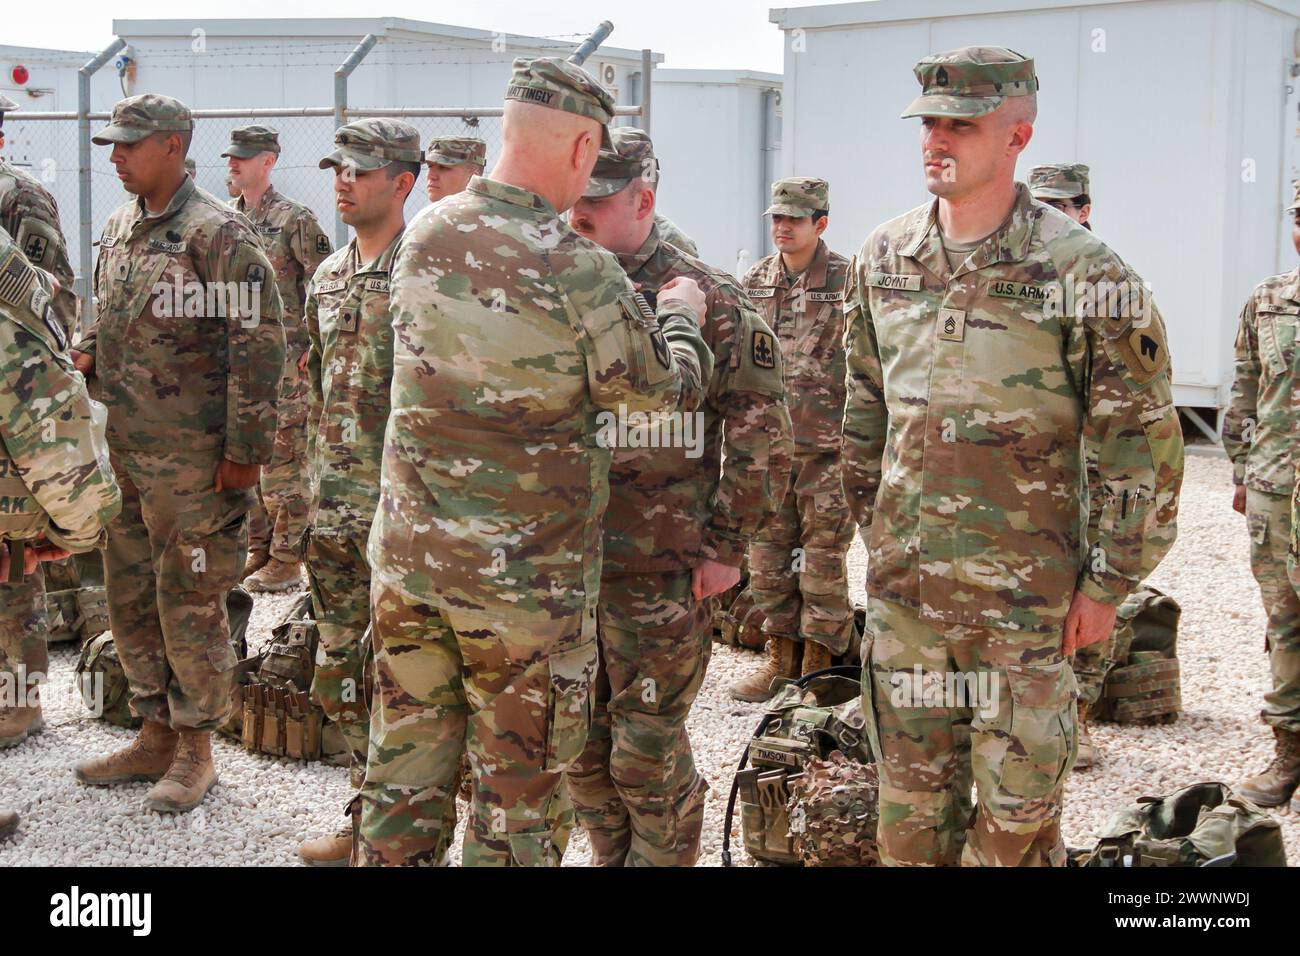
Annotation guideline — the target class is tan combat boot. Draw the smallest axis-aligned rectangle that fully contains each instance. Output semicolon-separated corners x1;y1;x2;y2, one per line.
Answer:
298;800;357;867
74;720;178;786
800;640;834;676
146;729;217;813
1240;728;1300;807
729;635;800;703
0;687;43;749
1074;702;1096;770
244;558;302;593
240;549;270;582
0;809;16;840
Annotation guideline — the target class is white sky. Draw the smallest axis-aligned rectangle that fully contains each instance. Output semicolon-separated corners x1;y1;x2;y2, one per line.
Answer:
3;0;791;73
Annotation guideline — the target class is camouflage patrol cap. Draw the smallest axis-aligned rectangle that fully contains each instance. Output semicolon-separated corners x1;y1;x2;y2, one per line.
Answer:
1288;180;1300;213
92;94;193;145
1028;163;1090;201
901;47;1039;119
764;177;829;218
425;136;487;168
222;124;281;159
583;127;658;199
319;118;423;172
505;56;614;148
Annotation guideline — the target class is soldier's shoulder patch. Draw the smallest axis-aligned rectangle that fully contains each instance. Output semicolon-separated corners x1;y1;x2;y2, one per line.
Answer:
246;263;267;287
1111;319;1169;387
316;234;331;255
0;247;37;309
751;329;777;369
617;290;657;324
15;218;59;267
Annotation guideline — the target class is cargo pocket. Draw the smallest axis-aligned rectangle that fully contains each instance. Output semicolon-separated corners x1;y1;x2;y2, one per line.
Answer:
1000;659;1077;800
1248;510;1269;547
507;829;561;867
207;638;238;673
543;617;599;772
176;512;247;595
858;630;883;765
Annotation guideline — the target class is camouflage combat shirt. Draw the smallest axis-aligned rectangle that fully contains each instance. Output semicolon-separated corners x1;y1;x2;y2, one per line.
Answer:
0;160;78;339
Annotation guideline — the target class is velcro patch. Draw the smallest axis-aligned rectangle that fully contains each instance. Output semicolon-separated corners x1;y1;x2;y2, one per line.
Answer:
148;238;186;254
0;249;36;308
29;286;50;319
16;219;58;267
99;235;119;249
746;287;777;299
1112;320;1169;386
938;308;966;342
42;304;67;352
246;263;267;287
751;329;777;368
1258;303;1300;315
867;272;922;292
989;280;1054;303
316;235;331;255
617;291;658;324
806;291;843;302
338;308;358;334
315;278;346;294
258;225;282;235
364;277;390;293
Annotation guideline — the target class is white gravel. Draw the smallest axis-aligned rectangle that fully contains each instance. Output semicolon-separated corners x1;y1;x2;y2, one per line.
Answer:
0;447;1293;866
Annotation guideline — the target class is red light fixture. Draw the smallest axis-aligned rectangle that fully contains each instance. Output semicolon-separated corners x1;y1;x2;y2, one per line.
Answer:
11;65;29;86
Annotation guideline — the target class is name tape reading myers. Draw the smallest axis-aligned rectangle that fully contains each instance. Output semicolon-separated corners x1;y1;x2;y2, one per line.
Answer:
866;272;1157;321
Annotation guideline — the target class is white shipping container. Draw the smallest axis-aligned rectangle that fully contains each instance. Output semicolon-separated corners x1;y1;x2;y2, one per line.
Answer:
771;0;1300;413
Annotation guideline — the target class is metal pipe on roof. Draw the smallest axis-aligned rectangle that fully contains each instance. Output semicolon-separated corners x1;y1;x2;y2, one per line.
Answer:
568;21;614;65
333;32;379;244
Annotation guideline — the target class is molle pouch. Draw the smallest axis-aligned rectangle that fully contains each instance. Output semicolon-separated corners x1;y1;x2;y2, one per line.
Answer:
261;687;286;756
241;682;263;752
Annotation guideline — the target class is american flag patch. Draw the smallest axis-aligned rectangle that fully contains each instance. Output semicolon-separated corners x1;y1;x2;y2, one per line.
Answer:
0;252;35;308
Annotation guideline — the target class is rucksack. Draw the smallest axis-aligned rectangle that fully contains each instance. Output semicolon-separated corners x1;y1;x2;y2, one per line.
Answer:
1095;587;1181;724
221;593;351;765
713;585;767;651
76;585;253;729
1073;782;1287;867
787;749;881;867
722;665;874;866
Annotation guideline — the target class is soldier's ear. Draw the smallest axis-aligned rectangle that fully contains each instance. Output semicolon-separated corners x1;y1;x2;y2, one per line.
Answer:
814;215;829;237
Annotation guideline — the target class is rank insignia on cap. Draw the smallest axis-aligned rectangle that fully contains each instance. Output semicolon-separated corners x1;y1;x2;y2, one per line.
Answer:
752;330;776;369
316;235;331;255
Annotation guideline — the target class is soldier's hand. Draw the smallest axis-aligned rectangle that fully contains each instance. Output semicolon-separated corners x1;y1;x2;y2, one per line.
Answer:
70;350;95;375
692;559;742;600
1232;485;1247;515
297;349;310;373
1062;590;1118;656
30;540;71;565
214;459;261;493
659;277;707;327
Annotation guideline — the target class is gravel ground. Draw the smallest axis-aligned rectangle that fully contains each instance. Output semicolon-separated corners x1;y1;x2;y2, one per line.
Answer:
0;448;1293;866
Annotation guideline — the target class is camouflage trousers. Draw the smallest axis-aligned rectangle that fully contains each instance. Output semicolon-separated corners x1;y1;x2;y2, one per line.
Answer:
0;565;47;690
567;570;713;866
1072;634;1113;711
861;596;1078;867
248;365;310;564
105;449;252;731
304;526;372;789
749;451;855;654
1245;488;1300;733
359;582;598;867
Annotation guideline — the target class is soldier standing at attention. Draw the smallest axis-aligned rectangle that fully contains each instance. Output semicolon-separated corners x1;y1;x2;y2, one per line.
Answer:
71;94;285;814
842;48;1184;866
0;94;83;749
296;118;437;867
0;229;122;836
359;57;712;867
423;136;486;203
225;125;332;593
1224;181;1300;807
730;177;854;701
1028;162;1104;768
566;127;792;866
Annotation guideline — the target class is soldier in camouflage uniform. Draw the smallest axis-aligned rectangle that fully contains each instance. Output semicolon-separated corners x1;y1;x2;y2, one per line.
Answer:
0;229;121;832
297;119;448;866
730;177;854;702
184;157;196;181
359;57;712;867
843;48;1184;866
565;128;792;865
424;135;486;203
71;95;285;814
0;93;83;748
225;126;332;592
655;214;698;258
1029;163;1104;768
1225;180;1300;807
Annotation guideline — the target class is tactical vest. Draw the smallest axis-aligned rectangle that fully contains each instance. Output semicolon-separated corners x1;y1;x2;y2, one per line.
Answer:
221;592;349;765
723;666;873;866
44;553;109;645
1095;587;1181;724
1074;782;1287;867
77;585;253;727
